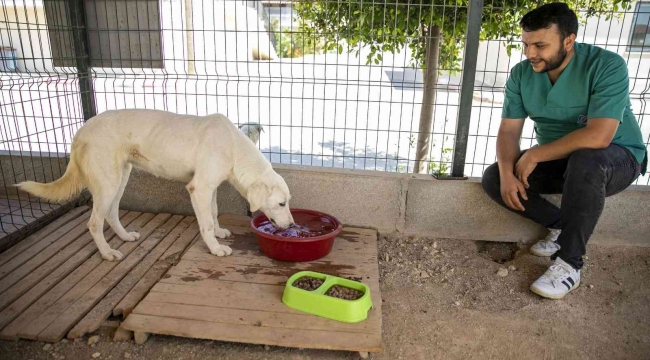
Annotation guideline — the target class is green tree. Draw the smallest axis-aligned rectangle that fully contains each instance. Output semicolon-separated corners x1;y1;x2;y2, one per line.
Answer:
270;18;327;58
293;0;633;174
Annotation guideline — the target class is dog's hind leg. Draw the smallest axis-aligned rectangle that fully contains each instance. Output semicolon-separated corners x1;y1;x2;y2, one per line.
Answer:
211;188;231;239
106;163;140;241
88;182;125;261
187;183;232;257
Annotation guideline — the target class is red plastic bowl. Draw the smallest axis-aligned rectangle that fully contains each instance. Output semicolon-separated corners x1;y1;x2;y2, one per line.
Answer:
250;209;343;262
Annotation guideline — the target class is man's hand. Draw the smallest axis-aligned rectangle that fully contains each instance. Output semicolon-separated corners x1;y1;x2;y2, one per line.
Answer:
514;149;538;188
500;172;528;211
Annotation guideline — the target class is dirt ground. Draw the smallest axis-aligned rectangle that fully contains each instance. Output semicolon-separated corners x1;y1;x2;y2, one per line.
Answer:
1;235;649;360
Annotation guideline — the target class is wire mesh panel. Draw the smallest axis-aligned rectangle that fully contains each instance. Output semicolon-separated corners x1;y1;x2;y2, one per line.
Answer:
3;0;648;176
83;0;471;176
0;0;649;244
0;73;88;248
0;0;89;247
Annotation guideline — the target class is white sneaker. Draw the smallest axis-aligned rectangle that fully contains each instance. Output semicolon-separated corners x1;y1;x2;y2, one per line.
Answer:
530;257;580;299
529;229;562;257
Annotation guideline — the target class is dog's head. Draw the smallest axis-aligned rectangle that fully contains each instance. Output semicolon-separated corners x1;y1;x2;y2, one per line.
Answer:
247;170;294;229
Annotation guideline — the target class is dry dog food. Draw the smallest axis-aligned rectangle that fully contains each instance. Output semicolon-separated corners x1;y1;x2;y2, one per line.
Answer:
325;285;364;300
292;276;324;291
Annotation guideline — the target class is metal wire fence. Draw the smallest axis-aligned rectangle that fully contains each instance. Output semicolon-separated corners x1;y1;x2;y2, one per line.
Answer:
1;0;649;242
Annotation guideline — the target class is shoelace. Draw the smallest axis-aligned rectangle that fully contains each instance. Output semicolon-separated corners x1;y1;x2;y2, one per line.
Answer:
546;264;571;286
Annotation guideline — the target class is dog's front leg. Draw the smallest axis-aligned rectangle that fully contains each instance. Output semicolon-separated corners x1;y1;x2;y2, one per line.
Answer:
211;188;231;239
187;183;232;257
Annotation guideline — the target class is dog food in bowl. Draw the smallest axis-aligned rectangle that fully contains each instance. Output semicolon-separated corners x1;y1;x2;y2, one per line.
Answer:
255;217;337;238
292;276;324;291
325;285;365;300
251;209;342;262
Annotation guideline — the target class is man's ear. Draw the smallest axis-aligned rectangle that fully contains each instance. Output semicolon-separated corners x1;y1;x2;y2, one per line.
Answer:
564;33;576;51
247;181;269;212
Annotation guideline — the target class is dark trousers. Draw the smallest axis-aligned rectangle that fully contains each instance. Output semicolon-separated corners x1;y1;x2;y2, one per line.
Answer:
481;145;641;269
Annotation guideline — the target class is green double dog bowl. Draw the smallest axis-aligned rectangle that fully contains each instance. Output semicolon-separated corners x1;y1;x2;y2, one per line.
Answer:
282;271;373;323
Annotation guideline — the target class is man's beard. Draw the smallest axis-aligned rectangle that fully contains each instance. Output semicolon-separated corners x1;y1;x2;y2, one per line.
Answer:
533;45;567;73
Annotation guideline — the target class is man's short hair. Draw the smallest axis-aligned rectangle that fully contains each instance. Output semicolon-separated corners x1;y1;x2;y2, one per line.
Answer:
520;2;579;40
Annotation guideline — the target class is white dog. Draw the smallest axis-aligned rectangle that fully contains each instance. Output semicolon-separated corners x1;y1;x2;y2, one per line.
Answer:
16;109;294;261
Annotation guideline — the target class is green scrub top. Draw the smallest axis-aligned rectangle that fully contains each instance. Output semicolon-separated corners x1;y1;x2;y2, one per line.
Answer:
502;41;647;175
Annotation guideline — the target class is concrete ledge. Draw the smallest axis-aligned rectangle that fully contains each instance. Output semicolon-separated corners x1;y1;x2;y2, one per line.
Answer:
5;155;648;247
404;177;548;243
118;164;650;247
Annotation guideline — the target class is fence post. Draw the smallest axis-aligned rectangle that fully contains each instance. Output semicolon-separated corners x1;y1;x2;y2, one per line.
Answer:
451;0;484;178
68;0;97;121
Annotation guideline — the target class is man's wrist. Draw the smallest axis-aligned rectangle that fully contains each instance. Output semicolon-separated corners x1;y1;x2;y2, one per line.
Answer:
498;163;515;177
527;146;542;163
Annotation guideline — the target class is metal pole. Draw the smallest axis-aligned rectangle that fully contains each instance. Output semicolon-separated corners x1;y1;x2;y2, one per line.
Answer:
451;0;484;178
68;0;96;121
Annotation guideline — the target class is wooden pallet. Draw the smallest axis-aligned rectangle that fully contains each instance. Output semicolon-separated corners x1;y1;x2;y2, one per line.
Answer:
0;206;200;342
120;214;382;355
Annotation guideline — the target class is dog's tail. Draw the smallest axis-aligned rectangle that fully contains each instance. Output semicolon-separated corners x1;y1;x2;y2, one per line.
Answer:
15;150;85;203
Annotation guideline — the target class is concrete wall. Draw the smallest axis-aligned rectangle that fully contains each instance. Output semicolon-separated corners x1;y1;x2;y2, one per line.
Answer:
0;152;68;190
118;164;650;247
2;154;648;246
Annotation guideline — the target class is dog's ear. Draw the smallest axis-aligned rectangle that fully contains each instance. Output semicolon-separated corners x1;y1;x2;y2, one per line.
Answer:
247;181;269;212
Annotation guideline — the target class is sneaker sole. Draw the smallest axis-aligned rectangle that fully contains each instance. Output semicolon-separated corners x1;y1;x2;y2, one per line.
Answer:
530;280;580;300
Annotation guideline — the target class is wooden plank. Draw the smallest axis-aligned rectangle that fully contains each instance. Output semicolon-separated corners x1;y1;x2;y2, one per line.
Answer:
133;301;379;335
0;210;131;313
0;214;38;226
120;215;382;352
0;211;94;291
154;275;381;315
67;217;197;339
0;223;20;234
165;260;378;287
3;199;52;212
0;212;141;335
181;247;378;267
2;205;49;218
139;283;380;332
0;205;82;248
38;215;183;342
121;314;382;352
0;212;90;282
16;213;171;342
0;213;156;341
114;225;200;318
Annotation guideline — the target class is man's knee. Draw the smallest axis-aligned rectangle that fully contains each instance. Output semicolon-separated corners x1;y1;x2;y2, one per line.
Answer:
566;149;607;178
481;162;501;199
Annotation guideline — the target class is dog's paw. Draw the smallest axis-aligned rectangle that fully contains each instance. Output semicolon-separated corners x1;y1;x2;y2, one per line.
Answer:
121;231;140;242
210;244;233;257
101;249;124;261
214;228;232;239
